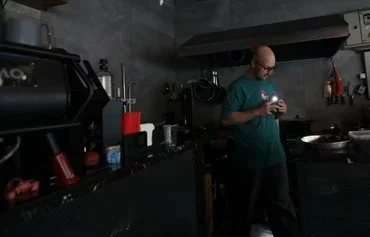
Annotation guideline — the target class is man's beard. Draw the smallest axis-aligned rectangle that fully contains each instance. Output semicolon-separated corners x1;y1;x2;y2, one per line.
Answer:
256;74;268;80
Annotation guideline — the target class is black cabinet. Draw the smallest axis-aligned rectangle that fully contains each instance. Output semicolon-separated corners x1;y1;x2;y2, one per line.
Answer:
0;150;200;237
297;162;370;237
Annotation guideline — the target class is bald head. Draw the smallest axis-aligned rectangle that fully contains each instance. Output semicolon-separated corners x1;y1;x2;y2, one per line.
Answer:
253;45;275;62
250;45;276;80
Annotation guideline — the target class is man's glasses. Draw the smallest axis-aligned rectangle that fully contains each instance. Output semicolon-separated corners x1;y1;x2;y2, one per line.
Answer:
254;59;277;73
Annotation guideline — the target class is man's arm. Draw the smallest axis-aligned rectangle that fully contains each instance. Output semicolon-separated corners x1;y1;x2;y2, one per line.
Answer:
222;101;278;126
221;110;259;126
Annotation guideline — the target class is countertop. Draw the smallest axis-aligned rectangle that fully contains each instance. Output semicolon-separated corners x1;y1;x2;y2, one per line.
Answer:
287;144;370;165
0;141;194;220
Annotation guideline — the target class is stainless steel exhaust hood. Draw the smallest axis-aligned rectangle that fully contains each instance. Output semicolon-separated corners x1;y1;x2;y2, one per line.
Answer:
177;15;350;67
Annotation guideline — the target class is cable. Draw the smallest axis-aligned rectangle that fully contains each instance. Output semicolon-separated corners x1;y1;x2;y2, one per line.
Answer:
1;0;8;10
193;79;216;102
0;136;21;165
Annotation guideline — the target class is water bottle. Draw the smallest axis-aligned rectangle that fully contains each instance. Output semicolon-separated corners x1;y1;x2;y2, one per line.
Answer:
97;59;113;99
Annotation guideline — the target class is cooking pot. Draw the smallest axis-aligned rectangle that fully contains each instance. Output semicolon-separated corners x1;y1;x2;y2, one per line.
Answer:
5;18;52;49
301;135;349;150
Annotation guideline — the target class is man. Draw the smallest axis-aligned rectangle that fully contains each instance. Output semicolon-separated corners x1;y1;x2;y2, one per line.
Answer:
221;46;299;237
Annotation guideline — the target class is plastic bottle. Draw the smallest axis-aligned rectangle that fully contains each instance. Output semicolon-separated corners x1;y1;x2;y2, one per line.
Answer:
97;59;113;99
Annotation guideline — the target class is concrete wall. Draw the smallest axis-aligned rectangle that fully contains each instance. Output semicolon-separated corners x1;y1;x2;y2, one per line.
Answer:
177;50;369;131
4;0;370;130
175;0;370;131
175;0;370;45
4;1;40;19
4;0;176;122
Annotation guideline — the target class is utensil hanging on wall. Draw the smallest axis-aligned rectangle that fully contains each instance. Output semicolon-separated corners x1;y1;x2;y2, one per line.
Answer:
127;81;138;112
324;81;332;106
121;64;127;113
330;58;345;105
347;81;355;106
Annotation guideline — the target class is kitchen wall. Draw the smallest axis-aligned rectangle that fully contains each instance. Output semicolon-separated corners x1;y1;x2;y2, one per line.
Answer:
5;0;176;122
175;0;370;46
175;0;370;131
177;50;369;131
3;1;40;19
5;0;370;130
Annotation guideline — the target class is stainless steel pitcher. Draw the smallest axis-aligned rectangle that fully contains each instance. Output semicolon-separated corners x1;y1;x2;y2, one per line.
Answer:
5;18;52;49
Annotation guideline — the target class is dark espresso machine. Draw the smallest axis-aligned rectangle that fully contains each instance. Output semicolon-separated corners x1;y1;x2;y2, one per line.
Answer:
0;43;109;208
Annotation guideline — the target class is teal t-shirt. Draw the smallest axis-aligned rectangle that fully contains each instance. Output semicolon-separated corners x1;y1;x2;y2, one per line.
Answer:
221;74;286;169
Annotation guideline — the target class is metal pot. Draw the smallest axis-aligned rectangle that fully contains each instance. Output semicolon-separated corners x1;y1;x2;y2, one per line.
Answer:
5;18;52;49
163;124;178;146
301;135;349;150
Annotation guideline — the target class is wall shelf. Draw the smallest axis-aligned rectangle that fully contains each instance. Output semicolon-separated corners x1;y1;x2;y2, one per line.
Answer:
11;0;69;10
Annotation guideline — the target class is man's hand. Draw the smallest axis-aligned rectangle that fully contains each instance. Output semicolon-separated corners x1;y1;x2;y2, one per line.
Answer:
256;101;279;116
277;99;287;114
221;101;282;126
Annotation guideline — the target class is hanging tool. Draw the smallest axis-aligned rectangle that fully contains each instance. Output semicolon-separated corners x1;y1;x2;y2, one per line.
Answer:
127;81;138;112
324;81;332;106
347;81;355;106
121;63;127;113
330;58;345;105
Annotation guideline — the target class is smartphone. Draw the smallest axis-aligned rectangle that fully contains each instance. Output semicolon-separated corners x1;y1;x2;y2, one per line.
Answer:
270;95;279;104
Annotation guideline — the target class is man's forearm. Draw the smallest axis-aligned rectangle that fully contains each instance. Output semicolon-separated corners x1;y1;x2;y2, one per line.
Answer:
222;109;260;126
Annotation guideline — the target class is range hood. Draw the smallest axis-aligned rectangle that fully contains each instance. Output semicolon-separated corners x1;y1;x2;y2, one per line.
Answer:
177;15;350;67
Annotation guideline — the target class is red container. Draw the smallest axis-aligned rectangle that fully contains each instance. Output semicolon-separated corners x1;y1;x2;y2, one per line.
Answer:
52;152;80;187
122;112;141;135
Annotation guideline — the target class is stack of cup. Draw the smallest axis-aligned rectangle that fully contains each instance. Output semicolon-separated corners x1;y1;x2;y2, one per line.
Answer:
163;124;178;147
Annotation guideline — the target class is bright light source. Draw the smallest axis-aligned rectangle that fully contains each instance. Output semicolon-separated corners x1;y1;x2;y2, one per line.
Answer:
159;0;164;6
271;96;278;102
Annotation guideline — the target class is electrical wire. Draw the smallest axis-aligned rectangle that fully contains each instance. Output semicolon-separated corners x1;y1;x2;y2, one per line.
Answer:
193;80;216;102
1;0;8;10
0;136;21;165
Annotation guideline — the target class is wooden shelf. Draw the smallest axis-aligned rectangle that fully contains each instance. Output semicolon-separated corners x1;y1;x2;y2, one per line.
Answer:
11;0;69;10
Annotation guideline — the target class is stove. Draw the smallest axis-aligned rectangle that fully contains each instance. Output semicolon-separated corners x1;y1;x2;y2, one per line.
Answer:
300;147;350;163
